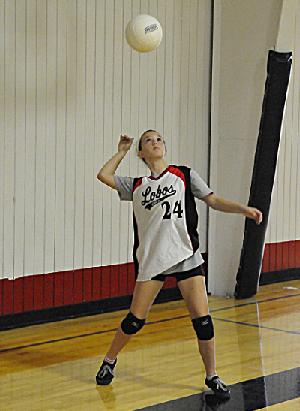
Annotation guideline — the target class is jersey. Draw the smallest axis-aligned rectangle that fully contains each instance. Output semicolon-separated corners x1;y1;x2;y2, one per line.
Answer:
130;165;208;280
115;166;212;281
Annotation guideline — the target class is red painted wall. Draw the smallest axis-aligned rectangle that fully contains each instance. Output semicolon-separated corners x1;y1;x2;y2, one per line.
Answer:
261;240;300;273
0;262;177;316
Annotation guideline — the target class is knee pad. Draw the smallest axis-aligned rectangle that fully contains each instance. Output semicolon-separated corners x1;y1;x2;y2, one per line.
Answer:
192;315;214;340
121;312;145;335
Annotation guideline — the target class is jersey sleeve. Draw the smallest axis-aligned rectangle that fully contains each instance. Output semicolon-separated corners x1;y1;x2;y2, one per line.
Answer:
190;169;213;199
114;175;134;201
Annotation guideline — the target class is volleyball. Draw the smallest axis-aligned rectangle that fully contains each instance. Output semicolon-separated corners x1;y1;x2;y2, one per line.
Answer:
125;14;163;53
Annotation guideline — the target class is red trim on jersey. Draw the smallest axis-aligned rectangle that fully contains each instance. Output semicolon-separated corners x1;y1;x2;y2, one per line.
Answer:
134;165;188;187
168;166;186;187
133;177;143;192
149;166;171;180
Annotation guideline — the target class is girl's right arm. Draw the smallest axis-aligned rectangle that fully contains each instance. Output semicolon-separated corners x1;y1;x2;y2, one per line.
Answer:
97;135;134;189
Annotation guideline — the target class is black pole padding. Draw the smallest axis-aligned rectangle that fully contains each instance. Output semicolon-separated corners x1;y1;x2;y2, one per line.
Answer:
235;50;292;299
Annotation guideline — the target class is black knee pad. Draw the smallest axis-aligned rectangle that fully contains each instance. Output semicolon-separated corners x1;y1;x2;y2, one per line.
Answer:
192;315;214;340
121;312;146;335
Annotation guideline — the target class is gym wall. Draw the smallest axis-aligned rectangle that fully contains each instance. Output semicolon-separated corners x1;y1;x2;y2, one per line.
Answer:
209;0;300;295
262;0;300;282
208;0;284;295
0;0;212;319
1;0;299;323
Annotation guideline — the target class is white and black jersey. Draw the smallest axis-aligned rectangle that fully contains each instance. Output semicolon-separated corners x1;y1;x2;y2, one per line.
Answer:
115;165;213;281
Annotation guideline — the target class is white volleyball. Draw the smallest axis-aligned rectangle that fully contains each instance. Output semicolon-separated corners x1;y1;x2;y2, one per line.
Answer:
125;14;163;53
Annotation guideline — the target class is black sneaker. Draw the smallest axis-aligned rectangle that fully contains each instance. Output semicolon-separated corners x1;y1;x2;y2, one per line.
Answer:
96;359;117;385
205;376;230;399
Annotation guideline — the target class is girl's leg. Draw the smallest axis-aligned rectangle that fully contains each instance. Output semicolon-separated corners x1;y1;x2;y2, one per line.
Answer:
105;279;164;360
177;275;216;376
178;274;230;399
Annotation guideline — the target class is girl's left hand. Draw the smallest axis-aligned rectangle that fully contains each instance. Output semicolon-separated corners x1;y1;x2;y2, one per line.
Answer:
244;207;263;225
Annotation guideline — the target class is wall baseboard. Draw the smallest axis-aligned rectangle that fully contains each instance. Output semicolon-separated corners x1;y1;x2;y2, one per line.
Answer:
0;287;182;331
259;268;300;285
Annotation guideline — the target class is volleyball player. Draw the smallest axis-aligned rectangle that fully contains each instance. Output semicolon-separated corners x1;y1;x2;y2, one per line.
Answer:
95;130;263;399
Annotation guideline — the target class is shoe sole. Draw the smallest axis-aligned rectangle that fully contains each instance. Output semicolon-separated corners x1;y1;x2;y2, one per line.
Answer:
96;379;113;386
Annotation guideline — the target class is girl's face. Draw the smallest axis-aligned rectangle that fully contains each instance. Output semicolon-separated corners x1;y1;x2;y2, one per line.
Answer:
139;131;166;162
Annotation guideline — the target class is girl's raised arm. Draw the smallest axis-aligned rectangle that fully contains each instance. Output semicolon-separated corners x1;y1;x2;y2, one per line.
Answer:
97;135;134;189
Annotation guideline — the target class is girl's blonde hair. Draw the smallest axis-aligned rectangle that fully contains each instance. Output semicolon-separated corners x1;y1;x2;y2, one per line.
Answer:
138;129;159;151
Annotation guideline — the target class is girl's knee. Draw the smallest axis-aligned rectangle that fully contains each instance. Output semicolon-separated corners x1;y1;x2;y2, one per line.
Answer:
192;315;214;340
120;312;146;335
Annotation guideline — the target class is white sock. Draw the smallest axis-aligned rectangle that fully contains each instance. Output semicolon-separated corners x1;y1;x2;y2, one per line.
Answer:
104;356;116;365
206;374;217;381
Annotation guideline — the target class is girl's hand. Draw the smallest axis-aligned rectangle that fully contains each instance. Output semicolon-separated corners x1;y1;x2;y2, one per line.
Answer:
118;135;134;154
244;207;263;225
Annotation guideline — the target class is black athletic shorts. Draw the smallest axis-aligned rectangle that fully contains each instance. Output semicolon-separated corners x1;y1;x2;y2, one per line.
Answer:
151;264;205;283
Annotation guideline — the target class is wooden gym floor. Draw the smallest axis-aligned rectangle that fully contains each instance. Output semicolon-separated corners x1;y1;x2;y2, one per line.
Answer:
0;279;300;410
